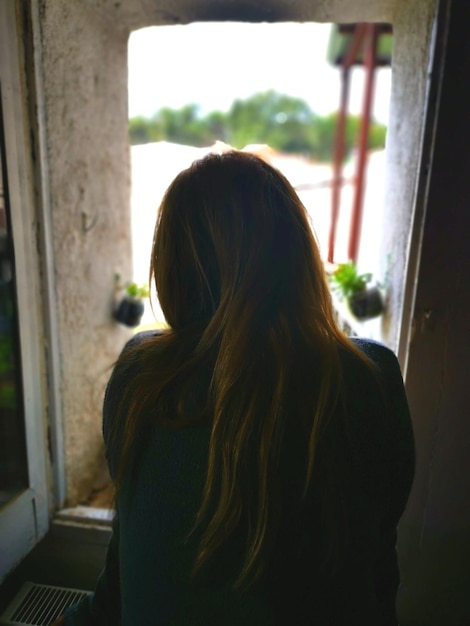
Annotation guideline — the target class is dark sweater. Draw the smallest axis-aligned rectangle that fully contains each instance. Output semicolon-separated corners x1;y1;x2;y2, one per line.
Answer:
64;334;414;626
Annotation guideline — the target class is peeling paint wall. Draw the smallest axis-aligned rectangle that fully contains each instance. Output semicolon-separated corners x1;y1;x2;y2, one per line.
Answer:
35;0;436;505
82;0;396;29
380;0;437;353
33;0;403;507
38;1;133;504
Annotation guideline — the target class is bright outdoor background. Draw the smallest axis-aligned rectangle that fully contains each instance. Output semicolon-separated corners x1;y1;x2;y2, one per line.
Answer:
127;22;392;326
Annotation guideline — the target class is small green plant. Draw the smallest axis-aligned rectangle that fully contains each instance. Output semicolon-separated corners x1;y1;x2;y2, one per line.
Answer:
329;261;372;300
125;281;149;299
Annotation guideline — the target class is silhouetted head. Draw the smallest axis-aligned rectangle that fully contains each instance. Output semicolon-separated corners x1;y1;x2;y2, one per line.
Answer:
152;150;330;334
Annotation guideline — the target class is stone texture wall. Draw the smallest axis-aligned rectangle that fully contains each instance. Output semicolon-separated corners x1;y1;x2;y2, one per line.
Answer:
34;0;403;507
38;2;133;505
82;0;396;28
380;0;438;354
35;0;436;505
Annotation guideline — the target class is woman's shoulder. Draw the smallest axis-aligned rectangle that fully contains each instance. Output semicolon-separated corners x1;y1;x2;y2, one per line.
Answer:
338;337;412;464
108;330;163;386
121;329;164;354
103;330;164;457
349;337;400;369
339;337;403;389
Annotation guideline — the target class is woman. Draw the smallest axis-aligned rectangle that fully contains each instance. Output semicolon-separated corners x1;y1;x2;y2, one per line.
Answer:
61;151;414;625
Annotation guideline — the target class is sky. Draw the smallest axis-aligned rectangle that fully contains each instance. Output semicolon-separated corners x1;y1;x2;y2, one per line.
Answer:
128;22;392;124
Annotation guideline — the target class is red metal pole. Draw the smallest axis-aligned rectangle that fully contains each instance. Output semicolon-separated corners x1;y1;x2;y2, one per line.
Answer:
342;23;368;68
347;24;378;262
328;24;367;263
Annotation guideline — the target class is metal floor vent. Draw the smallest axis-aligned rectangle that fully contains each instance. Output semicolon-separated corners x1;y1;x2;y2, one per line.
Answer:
0;582;91;625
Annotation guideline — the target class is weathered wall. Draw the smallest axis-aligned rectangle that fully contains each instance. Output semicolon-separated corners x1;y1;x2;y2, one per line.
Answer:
82;0;396;29
35;0;403;507
379;0;437;353
38;2;132;505
35;0;437;504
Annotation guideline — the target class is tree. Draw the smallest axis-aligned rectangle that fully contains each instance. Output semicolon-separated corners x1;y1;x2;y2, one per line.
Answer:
128;90;387;163
226;90;318;154
128;115;160;144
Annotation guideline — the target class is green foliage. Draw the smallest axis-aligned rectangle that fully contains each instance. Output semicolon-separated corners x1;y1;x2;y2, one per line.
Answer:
329;261;372;299
129;115;163;144
226;91;317;153
0;381;16;408
128;90;387;162
125;282;150;299
0;336;16;408
368;121;387;150
0;336;14;374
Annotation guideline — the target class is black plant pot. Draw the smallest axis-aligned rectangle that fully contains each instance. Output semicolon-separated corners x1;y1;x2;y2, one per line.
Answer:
348;286;384;321
114;297;144;327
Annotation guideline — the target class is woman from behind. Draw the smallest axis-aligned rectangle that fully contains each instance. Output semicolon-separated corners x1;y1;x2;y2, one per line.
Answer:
62;150;414;626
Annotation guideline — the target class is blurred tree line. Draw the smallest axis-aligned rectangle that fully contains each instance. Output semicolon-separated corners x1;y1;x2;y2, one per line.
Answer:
129;90;387;162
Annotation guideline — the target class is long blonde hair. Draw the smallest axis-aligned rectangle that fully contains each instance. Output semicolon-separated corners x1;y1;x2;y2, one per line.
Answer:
114;151;369;589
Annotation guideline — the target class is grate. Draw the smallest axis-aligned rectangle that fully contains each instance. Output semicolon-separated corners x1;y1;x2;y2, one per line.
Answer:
0;582;91;625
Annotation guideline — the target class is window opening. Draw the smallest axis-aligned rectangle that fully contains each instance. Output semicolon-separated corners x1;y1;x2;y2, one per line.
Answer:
127;22;392;330
84;21;393;510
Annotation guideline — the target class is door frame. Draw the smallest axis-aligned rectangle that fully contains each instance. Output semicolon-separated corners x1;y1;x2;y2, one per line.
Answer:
0;0;50;582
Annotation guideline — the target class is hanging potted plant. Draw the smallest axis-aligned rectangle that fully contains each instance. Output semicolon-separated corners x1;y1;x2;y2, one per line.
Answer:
114;281;149;328
329;261;384;321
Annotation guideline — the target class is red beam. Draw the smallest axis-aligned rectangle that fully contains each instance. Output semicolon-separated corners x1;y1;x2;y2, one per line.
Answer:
348;24;379;263
328;24;368;263
342;23;367;69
